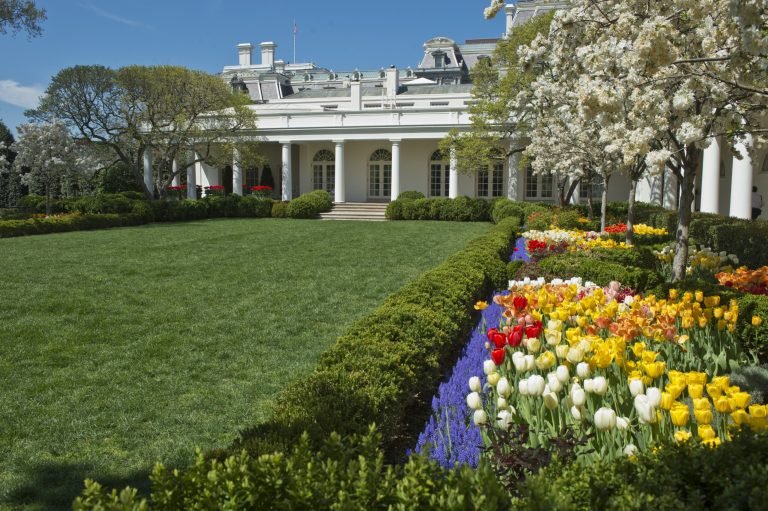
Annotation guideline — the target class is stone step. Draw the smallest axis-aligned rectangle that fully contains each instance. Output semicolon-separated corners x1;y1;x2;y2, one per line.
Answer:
319;202;388;221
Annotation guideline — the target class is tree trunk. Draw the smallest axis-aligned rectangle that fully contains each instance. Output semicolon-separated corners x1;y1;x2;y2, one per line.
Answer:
45;183;51;217
626;176;637;246
587;193;593;220
671;148;701;282
600;174;610;233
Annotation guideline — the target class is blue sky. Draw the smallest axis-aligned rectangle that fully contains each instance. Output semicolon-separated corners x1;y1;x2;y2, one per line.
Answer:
0;0;510;135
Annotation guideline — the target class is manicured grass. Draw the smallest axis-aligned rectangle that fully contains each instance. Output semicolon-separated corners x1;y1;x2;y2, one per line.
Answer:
0;218;490;510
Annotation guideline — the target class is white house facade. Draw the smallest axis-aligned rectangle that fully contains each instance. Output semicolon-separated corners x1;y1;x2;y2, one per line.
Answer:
156;0;768;220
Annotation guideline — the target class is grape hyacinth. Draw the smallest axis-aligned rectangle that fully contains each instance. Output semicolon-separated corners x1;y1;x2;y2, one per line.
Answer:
511;236;530;263
411;294;507;468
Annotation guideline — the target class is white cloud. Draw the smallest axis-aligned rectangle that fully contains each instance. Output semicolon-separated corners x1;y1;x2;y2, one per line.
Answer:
86;5;154;30
0;80;43;109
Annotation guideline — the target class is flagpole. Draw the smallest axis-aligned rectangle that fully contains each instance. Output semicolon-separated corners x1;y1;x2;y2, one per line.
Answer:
293;19;296;63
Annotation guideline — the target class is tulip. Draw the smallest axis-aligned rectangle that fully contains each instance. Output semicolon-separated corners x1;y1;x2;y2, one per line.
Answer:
574;362;589;380
705;383;722;399
518;378;529;396
491;332;507;349
629;378;644;397
488;372;500;387
731;392;751;409
508;326;524;347
543;391;559;410
527;374;546;396
592;376;608;396
583;378;595;394
694;408;713;425
688;383;704;399
545;329;562;346
616;416;630;430
566;346;584;364
697;424;716;441
570;405;584;421
674;430;692;443
483;360;497;375
556;365;569;383
714;396;732;414
466;392;482;410
753;316;763;327
491;348;506;366
555;344;570;359
496;409;513;430
594;407;617;431
524;354;535;371
670;403;690;427
536;351;556;371
547;373;563;393
623;444;638;457
749;404;767;418
486;327;499;342
646;387;662;408
527;336;542;354
660;392;673;410
468;376;482;393
512;351;527;372
731;408;749;425
634;395;656;424
497;377;512;398
497;397;508;409
570;385;586;407
473;409;488;426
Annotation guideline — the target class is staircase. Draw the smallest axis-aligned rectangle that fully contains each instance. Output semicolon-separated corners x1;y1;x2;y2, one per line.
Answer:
319;202;389;221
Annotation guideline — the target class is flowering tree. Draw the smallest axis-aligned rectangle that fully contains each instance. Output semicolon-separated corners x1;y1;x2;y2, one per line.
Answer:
10;121;92;215
486;0;767;279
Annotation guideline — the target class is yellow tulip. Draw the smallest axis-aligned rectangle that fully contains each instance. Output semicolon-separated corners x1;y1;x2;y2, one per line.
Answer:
697;317;708;328
703;437;722;448
703;296;720;308
681;316;695;329
698;424;716;441
714;396;732;414
474;300;489;311
695;291;704;302
732;409;749;426
535;351;556;371
749;404;766;418
730;392;752;409
660;392;673;410
688;384;704;399
705;384;722;399
711;376;730;392
752;316;763;327
713;307;723;319
668;371;687;386
667;383;686;400
687;372;708;386
694;408;713;425
717;319;727;331
670;404;690;427
641;351;659;364
692;398;710;411
631;342;646;358
645;361;666;379
669;289;679;300
674;430;692;443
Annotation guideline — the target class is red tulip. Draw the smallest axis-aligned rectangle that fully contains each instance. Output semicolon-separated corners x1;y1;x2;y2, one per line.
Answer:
513;296;528;311
508;326;523;347
525;324;542;339
487;327;499;342
491;348;506;366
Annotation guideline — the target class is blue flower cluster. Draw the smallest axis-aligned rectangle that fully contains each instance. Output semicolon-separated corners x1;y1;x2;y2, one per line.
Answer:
412;237;527;468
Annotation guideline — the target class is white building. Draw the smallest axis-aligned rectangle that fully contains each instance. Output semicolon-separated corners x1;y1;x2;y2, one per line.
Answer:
170;0;768;220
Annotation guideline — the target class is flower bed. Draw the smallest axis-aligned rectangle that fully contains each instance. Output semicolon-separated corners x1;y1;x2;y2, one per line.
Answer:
716;266;768;296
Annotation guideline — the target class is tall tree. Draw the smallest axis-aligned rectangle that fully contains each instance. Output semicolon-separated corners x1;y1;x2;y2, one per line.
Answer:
0;0;45;37
0;119;22;208
27;65;259;199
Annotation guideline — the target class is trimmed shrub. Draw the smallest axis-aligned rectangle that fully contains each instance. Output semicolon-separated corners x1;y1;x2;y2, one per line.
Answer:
74;427;509;511
537;253;662;291
271;200;289;218
70;194;136;215
287;190;332;218
397;190;425;200
690;216;768;269
0;213;148;238
491;199;525;225
388;196;491;222
237;196;272;217
227;218;520;460
590;246;658;270
517;431;768;511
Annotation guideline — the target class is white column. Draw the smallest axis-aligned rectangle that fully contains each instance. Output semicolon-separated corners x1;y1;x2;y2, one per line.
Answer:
143;147;153;196
171;158;180;187
187;151;198;199
449;147;458;199
390;139;401;201
232;146;243;196
700;137;721;214
507;152;521;200
281;142;293;201
730;134;753;219
334;140;346;203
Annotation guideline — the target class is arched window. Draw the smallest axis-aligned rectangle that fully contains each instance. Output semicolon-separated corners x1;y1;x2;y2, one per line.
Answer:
429;150;449;197
477;150;505;198
312;149;335;193
368;149;392;199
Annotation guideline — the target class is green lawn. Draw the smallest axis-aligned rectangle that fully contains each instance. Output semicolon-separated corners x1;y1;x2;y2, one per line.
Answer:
0;218;490;510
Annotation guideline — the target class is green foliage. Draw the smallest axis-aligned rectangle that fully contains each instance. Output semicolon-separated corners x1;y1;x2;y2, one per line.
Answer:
270;200;289;218
0;0;47;38
397;190;425;200
507;260;525;280
549;209;584;230
0;213;148;237
386;196;491;222
538;253;662;291
229;218;519;460
74;427;509;511
98;162;143;194
590;246;658;270
729;364;768;404
731;293;768;363
491;199;525;225
525;209;553;230
516;431;768;511
689;214;768;268
70;194;135;214
286;189;332;218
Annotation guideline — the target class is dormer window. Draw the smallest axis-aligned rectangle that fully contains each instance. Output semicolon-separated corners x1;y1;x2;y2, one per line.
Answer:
432;50;446;68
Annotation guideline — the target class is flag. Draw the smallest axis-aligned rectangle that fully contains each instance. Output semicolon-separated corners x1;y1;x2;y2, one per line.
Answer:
293;20;297;35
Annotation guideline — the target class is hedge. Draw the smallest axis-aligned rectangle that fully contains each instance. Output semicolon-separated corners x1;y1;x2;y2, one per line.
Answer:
74;427;510;511
516;431;768;511
688;213;768;268
536;253;663;291
0;213;150;238
224;217;520;460
286;189;333;218
386;196;491;221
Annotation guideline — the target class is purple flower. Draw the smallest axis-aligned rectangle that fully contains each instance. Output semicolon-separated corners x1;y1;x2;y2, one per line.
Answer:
510;236;530;262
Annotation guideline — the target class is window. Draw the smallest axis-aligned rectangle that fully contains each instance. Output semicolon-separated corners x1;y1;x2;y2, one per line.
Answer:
477;160;504;198
579;177;603;200
525;166;556;201
368;149;392;198
525;167;538;198
312;149;335;193
245;168;259;189
429;150;450;197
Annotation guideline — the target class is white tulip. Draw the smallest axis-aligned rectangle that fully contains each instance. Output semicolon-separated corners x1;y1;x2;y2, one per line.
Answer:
576;362;591;379
547;373;563;393
543;391;559;410
469;376;482;393
570;385;586;407
524;354;535;371
570;405;584;421
556;365;570;383
623;444;639;457
466;392;482;410
584;378;595;393
497;377;512;397
566;346;584;364
592;376;608;395
555;344;570;359
497;397;508;409
634;394;656;424
527;336;542;353
473;409;488;426
594;407;617;431
512;351;527;372
629;378;644;397
496;409;514;430
518;378;529;396
579;338;592;354
551;278;564;286
527;374;546;396
483;360;497;375
616;416;630;431
646;387;662;408
487;372;500;387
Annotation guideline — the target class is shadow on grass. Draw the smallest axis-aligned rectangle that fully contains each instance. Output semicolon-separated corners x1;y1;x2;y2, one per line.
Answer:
4;461;152;511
